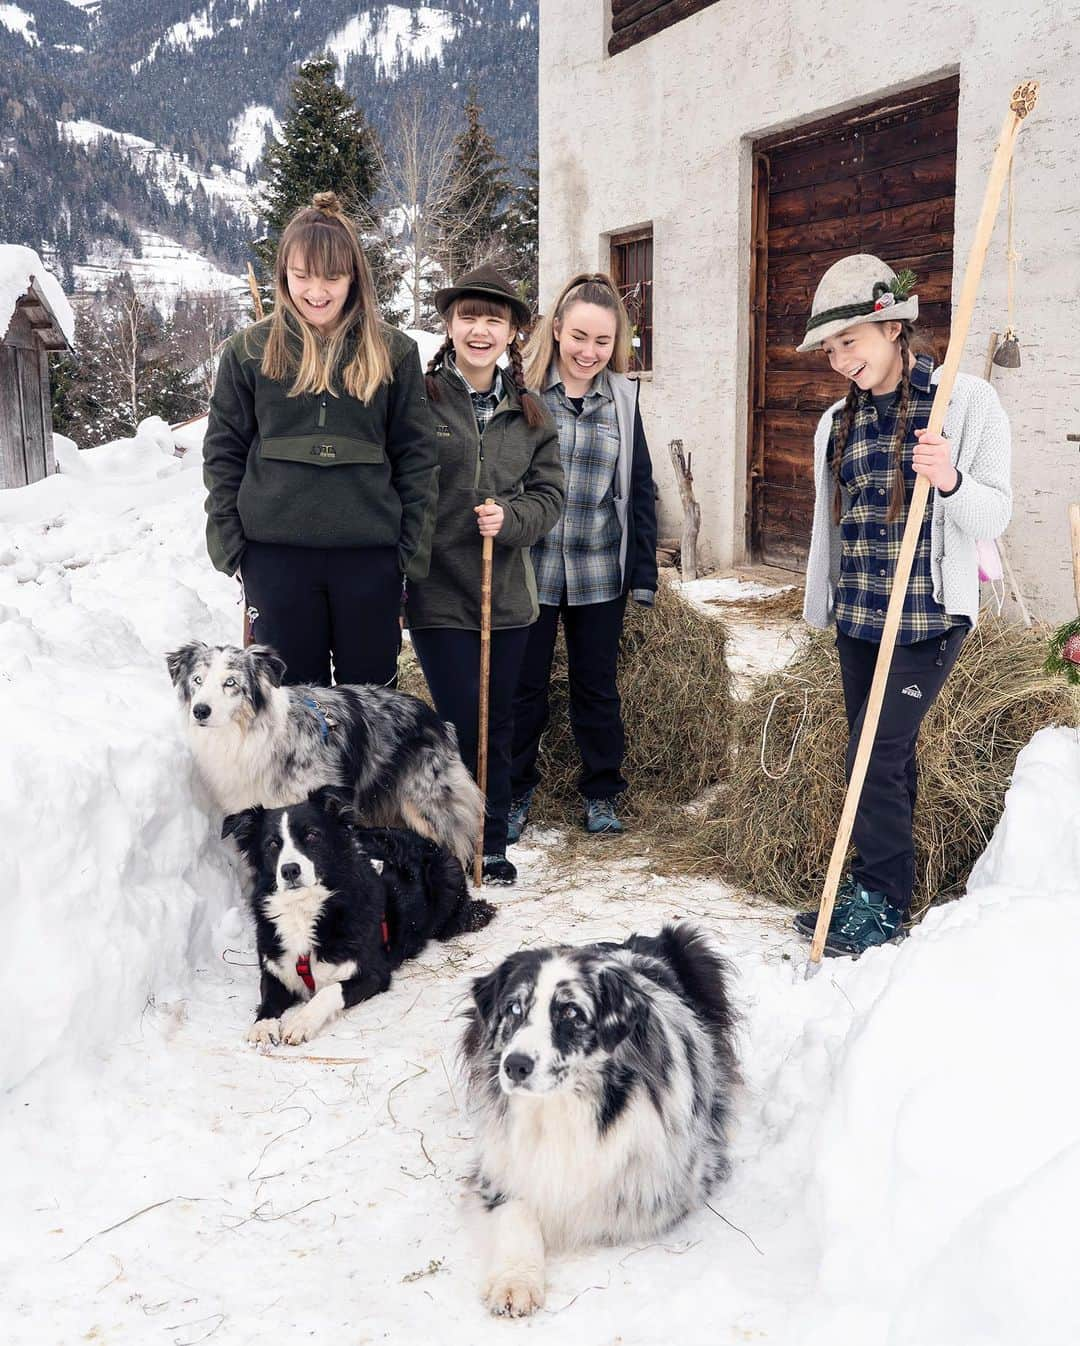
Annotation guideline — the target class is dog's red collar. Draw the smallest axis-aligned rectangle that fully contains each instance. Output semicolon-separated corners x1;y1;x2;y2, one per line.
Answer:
294;919;389;991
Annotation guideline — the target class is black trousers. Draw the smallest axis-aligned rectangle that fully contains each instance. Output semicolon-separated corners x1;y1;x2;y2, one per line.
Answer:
510;593;628;802
240;541;401;688
836;624;966;911
410;625;531;856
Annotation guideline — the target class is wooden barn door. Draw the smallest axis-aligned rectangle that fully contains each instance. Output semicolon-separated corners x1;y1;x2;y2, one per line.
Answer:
747;76;960;570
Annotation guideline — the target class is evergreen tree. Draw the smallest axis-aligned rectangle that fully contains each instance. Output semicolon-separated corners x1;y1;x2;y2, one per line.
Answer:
501;151;539;306
438;90;512;282
255;57;404;321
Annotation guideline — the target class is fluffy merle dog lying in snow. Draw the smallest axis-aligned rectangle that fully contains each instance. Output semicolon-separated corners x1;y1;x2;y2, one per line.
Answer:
461;924;738;1317
224;788;495;1046
166;641;483;871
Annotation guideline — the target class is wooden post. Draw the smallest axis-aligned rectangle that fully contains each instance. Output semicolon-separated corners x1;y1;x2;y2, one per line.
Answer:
1069;502;1080;611
474;499;495;886
808;81;1040;970
668;438;701;582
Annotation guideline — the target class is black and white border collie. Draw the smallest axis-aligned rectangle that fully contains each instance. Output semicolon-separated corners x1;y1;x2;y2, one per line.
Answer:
166;641;483;871
224;789;495;1046
461;924;738;1316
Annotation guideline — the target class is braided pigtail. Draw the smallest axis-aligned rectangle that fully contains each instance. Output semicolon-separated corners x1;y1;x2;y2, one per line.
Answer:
425;336;453;402
829;383;861;525
505;334;546;428
886;325;912;522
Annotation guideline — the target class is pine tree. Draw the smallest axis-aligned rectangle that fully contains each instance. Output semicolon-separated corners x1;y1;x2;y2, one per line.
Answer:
501;151;539;305
255;57;404;322
438;90;512;282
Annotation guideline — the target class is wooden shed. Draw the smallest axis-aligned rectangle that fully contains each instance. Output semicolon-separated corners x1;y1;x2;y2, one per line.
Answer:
1;265;73;489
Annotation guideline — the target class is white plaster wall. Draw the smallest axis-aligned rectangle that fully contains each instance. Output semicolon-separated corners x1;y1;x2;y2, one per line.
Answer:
538;0;1080;622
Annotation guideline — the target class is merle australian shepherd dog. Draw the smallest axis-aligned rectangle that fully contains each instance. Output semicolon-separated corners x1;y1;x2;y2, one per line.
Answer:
224;788;495;1046
166;641;483;871
461;924;738;1316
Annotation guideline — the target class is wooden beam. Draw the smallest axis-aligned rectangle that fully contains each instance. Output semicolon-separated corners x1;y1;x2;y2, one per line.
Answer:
608;0;718;54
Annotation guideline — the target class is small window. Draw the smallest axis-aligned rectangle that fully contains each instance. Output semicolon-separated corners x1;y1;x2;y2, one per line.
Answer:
610;227;653;372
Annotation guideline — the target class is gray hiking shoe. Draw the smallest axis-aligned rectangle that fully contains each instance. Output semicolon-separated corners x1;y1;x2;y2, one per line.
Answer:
584;798;625;834
506;788;534;845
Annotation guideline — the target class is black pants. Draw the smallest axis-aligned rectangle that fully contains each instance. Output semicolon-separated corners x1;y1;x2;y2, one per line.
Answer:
411;626;531;856
510;593;628;802
240;541;401;688
836;625;966;911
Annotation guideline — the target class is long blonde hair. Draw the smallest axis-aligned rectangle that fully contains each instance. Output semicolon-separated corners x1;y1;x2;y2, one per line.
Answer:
523;272;633;390
259;191;391;403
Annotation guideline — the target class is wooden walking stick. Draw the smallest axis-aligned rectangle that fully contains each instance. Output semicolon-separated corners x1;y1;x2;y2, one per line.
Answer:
473;498;496;886
808;80;1040;972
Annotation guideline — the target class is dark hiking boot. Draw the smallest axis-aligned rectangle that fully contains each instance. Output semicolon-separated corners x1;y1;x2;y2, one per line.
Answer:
816;884;905;957
506;789;534;845
584;798;625;834
793;875;858;938
482;853;517;886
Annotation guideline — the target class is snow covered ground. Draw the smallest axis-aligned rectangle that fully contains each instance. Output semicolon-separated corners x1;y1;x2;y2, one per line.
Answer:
71;230;248;315
2;420;1079;1344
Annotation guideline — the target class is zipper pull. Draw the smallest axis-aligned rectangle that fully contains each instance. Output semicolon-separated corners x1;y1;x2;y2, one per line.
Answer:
318;399;327;428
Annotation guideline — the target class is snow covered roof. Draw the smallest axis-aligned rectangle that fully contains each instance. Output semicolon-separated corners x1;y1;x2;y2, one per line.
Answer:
0;245;75;350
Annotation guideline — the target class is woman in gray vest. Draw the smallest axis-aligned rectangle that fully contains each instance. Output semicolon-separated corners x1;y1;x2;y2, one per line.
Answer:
509;273;658;839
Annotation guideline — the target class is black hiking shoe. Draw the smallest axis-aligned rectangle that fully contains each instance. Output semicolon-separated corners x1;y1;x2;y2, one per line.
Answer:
482;853;517;886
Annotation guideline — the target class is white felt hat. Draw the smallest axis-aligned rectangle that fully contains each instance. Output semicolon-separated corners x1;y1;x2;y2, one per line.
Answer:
798;254;919;352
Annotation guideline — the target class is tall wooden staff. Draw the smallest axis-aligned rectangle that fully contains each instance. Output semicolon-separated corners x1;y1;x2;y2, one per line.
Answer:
808;80;1040;971
474;498;496;886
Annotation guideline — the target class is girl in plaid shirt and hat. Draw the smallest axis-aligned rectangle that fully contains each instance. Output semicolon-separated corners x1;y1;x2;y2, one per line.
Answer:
794;254;1012;957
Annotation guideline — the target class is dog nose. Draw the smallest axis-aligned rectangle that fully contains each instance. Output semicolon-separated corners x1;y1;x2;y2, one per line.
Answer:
503;1052;534;1084
192;703;211;722
280;862;301;884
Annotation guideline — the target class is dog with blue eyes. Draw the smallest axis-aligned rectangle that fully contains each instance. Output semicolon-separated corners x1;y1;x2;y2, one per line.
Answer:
460;924;738;1317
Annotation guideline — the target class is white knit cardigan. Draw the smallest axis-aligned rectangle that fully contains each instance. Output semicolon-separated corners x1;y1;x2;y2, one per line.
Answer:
802;370;1012;631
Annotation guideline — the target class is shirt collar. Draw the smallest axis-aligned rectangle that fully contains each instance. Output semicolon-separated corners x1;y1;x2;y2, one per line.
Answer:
909;352;934;393
544;360;612;402
448;351;503;403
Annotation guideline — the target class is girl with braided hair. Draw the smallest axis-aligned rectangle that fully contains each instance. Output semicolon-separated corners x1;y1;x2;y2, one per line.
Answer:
506;272;658;842
405;265;563;885
203;190;437;687
794;254;1012;957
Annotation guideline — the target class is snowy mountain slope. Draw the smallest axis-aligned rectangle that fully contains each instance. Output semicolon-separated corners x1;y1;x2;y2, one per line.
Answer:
1;419;1078;1344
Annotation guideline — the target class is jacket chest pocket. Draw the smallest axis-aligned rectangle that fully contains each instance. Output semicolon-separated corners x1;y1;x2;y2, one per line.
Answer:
260;434;385;466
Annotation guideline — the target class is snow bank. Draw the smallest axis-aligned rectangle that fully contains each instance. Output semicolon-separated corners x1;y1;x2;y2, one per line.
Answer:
0;244;75;346
785;725;1080;1345
0;3;38;45
0;419;238;1091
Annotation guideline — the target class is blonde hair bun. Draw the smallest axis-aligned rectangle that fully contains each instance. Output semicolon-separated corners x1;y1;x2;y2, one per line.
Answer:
311;190;343;215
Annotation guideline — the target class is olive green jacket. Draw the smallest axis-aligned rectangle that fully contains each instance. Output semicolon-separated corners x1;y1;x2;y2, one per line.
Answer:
405;367;564;630
203;318;439;579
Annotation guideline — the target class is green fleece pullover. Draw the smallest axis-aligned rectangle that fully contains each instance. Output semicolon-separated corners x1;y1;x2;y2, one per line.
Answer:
405;366;564;630
202;318;439;579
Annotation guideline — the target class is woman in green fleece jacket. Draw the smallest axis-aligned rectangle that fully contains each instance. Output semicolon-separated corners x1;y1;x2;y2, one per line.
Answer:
405;266;564;886
202;191;438;687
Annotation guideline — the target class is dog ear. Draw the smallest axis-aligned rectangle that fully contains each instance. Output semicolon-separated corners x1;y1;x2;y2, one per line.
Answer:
221;806;264;855
246;644;287;688
595;965;648;1052
310;785;356;823
471;960;515;1028
165;641;207;688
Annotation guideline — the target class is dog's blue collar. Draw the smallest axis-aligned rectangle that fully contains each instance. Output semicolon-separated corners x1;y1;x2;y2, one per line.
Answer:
302;696;333;742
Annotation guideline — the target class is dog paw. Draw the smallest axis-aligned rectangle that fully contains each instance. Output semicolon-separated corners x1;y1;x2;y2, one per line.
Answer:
279;1004;321;1045
483;1269;545;1317
246;1018;280;1046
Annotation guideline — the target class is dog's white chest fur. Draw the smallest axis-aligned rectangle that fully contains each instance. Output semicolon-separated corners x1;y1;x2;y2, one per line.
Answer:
260;884;356;998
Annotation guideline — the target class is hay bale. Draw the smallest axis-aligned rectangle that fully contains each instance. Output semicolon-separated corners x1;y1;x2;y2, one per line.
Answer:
691;618;1079;910
532;582;735;825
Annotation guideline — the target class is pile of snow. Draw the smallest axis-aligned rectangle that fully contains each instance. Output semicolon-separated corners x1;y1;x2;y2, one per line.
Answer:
0;244;75;346
0;415;236;1092
323;4;458;79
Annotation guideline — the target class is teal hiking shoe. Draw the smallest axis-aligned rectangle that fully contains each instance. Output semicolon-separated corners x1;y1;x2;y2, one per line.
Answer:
793;874;858;938
506;788;534;845
800;882;905;958
584;798;625;835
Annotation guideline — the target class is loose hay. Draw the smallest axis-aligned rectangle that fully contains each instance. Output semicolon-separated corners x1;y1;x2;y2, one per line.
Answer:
686;618;1079;911
706;585;806;622
531;581;736;829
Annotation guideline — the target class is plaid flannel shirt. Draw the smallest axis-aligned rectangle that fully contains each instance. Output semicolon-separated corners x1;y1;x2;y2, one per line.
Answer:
532;371;623;607
447;353;504;433
833;354;960;644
